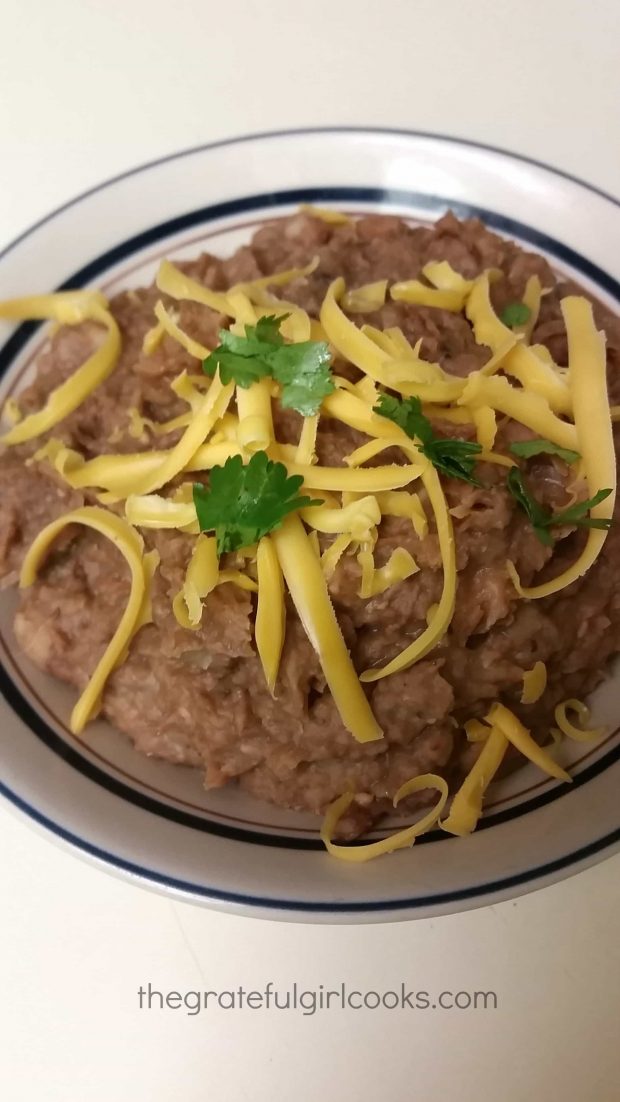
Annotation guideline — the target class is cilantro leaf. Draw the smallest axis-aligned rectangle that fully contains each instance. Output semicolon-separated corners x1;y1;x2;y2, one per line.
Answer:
500;302;531;328
509;439;581;464
507;468;613;545
193;451;320;554
506;468;555;545
203;315;334;415
374;393;483;485
549;488;613;531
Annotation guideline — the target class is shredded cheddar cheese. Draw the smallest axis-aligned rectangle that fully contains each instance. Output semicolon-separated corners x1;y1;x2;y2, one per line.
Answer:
554;699;605;742
486;703;570;782
272;514;382;744
1;292;121;446
19;507;156;733
521;661;547;705
8;222;618;861
441;725;508;835
321;774;449;861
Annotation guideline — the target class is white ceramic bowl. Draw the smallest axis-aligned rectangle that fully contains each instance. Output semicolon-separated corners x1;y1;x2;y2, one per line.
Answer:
1;128;619;922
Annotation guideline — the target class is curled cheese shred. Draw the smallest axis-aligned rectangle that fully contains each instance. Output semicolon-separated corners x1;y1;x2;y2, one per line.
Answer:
299;204;351;224
521;661;547;705
441;726;508;835
236;378;275;455
376;490;428;538
521;274;542;342
486;702;570;782
1;293;120;446
19;507;154;733
471;406;497;452
153;301;210;360
507;297;616;599
357;546;419;598
321;533;353;579
459;372;578;453
391;279;467;312
361;464;456;682
127;374;235;495
271;514;382;743
301;495;380;539
466;274;571;414
464;718;492;743
255;536;285;695
283;457;424;494
554;699;605;742
342;280;388;313
422;261;473;297
125;494;198;531
172;533;257;630
321;774;449;861
295;414;319;466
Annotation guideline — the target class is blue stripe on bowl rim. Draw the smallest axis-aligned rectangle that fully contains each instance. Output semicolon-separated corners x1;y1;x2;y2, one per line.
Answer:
0;137;619;911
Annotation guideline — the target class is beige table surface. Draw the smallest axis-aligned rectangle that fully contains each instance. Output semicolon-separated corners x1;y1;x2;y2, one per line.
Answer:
1;2;619;1099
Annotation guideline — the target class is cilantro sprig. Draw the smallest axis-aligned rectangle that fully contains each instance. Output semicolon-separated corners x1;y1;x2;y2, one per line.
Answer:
500;302;531;328
203;315;334;416
506;467;612;546
193;451;320;554
374;393;483;485
509;439;581;464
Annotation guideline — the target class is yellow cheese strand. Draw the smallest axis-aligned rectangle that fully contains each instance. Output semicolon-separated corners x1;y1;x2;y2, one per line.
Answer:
321;774;449;862
125;494;197;531
321;279;399;387
342;280;388;313
283;457;425;494
1;295;120;446
422;261;473;297
391;280;467;312
321;533;354;579
521;274;542;342
39;438;239;496
255;536;285;695
156;260;231;314
466;274;571;413
520;660;547;704
298;204;351;224
464;718;492;743
295;414;319;465
459;372;578;452
19;507;153;733
271;514;382;743
507;297;615;599
471;406;497;451
441;726;508;836
375;490;428;538
127;374;235;495
358;546;419;598
2;397;22;425
236;380;275;456
153;301;211;360
142;318;166;356
554;699;605;742
486;702;571;782
361;463;456;682
301;495;381;539
171;370;210;411
172;534;257;630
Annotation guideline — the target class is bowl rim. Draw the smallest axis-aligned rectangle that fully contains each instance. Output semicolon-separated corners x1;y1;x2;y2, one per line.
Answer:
1;125;620;919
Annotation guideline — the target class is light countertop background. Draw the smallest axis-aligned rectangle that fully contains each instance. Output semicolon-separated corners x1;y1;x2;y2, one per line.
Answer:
1;2;619;1099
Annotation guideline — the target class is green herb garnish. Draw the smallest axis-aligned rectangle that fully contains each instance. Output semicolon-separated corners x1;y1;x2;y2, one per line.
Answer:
374;393;483;485
506;467;612;546
203;315;334;416
509;439;581;464
193;451;320;554
500;302;531;328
